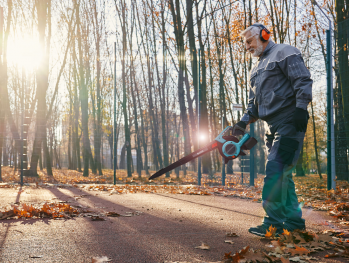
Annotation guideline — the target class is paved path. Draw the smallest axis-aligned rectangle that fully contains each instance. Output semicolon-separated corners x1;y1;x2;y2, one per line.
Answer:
0;186;344;262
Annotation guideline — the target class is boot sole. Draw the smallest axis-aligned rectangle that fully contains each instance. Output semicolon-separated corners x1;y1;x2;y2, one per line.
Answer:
248;229;282;237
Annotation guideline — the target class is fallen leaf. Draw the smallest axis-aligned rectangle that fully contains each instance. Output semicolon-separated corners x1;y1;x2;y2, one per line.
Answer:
289;256;307;263
280;257;290;263
91;216;105;221
91;256;112;262
317;233;334;243
324;253;339;258
29;255;43;258
223;246;250;263
302;256;319;260
106;212;121;217
224;240;234;244
242;248;266;262
265;225;277;238
283;229;291;236
293;232;307;244
263;251;279;262
226;232;239;237
287;245;310;256
195;242;210;250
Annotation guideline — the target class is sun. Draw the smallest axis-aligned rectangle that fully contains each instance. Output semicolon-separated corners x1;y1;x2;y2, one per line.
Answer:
7;34;43;71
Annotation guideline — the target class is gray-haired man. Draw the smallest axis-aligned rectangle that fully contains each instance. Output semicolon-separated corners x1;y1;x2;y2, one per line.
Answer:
233;23;312;237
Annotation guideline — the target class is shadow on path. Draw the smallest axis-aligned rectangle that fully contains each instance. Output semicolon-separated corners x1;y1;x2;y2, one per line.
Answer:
153;193;263;218
45;186;263;262
46;187;160;262
0;186;24;259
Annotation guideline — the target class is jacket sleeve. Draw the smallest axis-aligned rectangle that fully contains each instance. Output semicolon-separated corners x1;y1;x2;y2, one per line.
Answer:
241;83;259;125
277;48;313;110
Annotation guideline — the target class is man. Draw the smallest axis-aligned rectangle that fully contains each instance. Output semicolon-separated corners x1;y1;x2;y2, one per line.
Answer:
234;23;312;237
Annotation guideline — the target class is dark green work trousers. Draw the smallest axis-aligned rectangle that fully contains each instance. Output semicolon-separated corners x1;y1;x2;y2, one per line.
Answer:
261;114;306;231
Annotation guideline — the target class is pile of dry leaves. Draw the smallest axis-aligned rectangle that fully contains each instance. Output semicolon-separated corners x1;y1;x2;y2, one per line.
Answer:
0;203;79;220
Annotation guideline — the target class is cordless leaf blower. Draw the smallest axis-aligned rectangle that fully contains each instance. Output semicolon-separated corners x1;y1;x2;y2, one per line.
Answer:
149;126;258;180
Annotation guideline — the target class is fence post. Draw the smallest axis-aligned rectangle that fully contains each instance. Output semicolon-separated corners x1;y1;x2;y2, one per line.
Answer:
326;29;331;190
326;29;336;190
250;122;255;186
198;49;201;186
113;42;117;185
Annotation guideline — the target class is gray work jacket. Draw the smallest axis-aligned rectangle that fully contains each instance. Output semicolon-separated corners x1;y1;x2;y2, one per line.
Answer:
241;41;312;124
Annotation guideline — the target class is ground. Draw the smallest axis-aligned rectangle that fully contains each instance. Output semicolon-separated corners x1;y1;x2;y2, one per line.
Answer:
0;168;348;262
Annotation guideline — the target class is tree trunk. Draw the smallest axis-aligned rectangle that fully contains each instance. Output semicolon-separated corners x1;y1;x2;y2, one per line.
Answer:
160;3;169;177
310;102;322;179
334;79;349;180
336;1;349;152
208;36;220;172
174;113;180;177
134;2;150;175
29;0;51;177
121;2;132;177
295;145;306;177
135;81;148;175
39;148;43;170
1;1;21;167
335;0;349;181
44;135;52;175
75;0;93;177
129;28;142;177
68;98;72;170
92;0;103;175
169;0;191;174
119;143;126;169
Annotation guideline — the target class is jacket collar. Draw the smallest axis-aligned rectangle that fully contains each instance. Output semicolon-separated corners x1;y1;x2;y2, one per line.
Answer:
258;41;276;60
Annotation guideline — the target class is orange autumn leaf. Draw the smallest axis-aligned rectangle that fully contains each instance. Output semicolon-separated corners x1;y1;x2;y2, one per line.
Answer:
223;246;250;263
282;229;291;236
265;225;277;238
288;245;310;256
325;253;338;258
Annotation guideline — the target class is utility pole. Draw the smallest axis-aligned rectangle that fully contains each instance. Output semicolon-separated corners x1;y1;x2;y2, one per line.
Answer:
20;67;25;186
113;42;117;185
197;49;201;185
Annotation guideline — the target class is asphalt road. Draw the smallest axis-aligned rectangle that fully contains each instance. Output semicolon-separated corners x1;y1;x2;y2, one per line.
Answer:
0;186;344;262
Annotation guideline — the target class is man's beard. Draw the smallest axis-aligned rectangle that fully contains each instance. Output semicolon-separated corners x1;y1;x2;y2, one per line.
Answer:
250;40;264;57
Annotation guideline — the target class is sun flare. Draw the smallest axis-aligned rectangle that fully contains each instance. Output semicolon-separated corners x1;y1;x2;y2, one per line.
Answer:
7;35;43;71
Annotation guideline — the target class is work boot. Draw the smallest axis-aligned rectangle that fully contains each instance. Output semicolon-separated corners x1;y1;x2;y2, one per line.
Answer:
248;224;283;237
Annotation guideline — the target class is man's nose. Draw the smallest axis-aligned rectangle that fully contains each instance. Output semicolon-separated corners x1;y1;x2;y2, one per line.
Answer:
246;43;250;50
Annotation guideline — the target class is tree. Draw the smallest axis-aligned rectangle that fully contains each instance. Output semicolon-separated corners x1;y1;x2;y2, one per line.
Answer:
115;0;132;177
168;0;192;174
29;0;52;176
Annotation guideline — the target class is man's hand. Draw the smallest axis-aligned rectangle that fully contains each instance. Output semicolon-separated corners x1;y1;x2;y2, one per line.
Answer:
232;121;247;136
293;108;309;132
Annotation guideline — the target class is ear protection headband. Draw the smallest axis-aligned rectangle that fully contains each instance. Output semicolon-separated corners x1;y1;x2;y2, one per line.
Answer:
251;24;271;42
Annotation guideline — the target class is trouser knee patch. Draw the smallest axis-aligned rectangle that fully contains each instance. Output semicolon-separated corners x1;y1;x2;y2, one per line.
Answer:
262;161;283;202
276;137;299;165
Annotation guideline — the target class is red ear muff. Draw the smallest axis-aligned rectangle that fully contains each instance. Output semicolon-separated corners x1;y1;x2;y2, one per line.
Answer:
260;28;270;42
250;24;271;42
